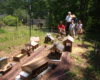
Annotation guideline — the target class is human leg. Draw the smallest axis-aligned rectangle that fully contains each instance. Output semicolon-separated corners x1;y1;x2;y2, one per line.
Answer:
73;28;75;38
79;33;82;40
65;25;68;36
69;30;71;36
66;22;71;36
74;25;77;38
78;33;79;39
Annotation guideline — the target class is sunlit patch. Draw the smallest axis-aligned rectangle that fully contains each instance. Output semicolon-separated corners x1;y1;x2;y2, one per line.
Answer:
72;47;85;54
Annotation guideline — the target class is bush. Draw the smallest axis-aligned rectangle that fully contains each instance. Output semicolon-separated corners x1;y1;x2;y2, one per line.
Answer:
0;21;5;26
84;17;93;32
3;15;16;26
3;15;22;26
13;8;29;20
18;21;22;26
0;17;4;21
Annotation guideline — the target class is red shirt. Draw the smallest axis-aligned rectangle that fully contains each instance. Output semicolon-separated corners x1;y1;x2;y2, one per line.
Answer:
58;24;65;32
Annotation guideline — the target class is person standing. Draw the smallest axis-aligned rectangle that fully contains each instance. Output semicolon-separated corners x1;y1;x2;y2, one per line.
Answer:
72;14;78;38
69;20;75;38
76;20;83;40
65;11;72;36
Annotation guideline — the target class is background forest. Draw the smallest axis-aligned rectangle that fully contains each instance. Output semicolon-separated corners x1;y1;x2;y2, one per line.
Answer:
0;0;100;32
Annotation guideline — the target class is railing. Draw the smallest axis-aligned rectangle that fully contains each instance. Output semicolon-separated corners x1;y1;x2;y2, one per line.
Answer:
48;35;100;80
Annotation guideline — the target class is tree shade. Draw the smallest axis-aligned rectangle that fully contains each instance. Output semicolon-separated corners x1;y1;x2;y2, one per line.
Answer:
0;0;100;32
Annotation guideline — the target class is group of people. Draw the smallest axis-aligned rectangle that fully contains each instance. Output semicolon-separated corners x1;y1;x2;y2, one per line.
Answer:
58;11;83;40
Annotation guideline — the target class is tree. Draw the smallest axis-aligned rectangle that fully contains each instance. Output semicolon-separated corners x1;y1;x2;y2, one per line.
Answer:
13;8;29;21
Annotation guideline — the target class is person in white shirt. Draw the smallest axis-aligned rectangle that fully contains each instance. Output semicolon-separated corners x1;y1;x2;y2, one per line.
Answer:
69;20;75;38
65;11;72;36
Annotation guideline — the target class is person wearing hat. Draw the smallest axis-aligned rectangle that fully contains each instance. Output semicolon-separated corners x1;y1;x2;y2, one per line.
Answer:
65;11;72;36
72;14;78;38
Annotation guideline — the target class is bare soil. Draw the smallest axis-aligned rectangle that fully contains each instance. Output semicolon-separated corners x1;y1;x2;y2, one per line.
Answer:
0;41;90;80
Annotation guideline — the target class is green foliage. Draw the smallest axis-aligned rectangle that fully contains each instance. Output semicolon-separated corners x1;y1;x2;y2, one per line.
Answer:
70;54;82;64
0;17;4;21
88;46;94;50
0;0;100;32
0;26;47;52
3;15;17;26
67;71;77;77
86;64;95;71
13;8;29;20
3;15;22;26
84;17;93;32
0;28;6;33
0;21;5;26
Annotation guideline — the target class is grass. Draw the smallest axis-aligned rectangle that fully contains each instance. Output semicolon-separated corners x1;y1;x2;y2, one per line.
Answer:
84;33;100;45
70;54;82;64
0;28;6;33
69;33;100;80
0;26;100;79
0;25;47;53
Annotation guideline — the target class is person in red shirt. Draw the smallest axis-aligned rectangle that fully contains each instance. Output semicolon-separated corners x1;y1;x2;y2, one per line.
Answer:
58;21;65;34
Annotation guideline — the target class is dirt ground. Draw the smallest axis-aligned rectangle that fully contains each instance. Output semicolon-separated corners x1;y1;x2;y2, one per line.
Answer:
0;45;25;61
0;38;90;80
39;43;89;80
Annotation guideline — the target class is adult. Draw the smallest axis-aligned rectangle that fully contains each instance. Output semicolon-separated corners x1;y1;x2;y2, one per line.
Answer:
58;21;65;35
38;22;43;30
65;11;72;36
72;14;78;38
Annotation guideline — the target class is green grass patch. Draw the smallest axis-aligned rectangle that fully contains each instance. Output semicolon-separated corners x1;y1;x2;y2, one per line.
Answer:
70;54;82;64
0;26;47;53
66;71;78;79
67;71;77;77
0;28;6;33
88;46;94;50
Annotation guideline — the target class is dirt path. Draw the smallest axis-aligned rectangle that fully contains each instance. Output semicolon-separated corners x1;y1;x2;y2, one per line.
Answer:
0;46;46;80
0;42;90;80
39;52;73;80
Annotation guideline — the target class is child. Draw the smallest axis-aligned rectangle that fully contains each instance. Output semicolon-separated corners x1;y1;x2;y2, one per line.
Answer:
77;20;83;40
69;20;75;38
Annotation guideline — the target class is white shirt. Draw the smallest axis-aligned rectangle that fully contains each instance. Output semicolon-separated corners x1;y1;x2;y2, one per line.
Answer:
78;24;83;30
65;15;72;22
69;24;75;30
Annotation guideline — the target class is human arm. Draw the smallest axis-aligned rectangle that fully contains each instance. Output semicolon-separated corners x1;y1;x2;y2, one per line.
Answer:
76;24;78;29
58;25;60;31
62;25;65;32
65;16;68;27
58;25;62;32
80;24;83;29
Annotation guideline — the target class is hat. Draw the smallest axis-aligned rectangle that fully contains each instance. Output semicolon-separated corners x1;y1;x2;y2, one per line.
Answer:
72;14;76;18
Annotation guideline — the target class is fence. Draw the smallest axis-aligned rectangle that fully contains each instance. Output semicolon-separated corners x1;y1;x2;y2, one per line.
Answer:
0;10;49;31
48;35;100;80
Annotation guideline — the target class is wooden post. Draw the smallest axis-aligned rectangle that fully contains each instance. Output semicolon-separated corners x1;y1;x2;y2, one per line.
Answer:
94;40;97;52
71;43;72;52
95;49;99;70
51;29;53;33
